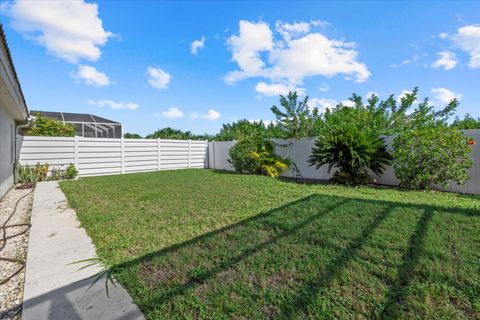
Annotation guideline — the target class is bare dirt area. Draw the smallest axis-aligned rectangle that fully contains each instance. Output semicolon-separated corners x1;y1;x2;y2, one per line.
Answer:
0;187;34;320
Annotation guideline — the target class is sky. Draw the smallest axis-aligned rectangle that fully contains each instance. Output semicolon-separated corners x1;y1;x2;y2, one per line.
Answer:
1;0;479;136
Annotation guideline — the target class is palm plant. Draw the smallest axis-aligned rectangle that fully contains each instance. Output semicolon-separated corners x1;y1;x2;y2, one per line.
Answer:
308;123;392;185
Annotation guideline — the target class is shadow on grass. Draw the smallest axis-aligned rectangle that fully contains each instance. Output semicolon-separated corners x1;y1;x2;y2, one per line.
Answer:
102;192;478;317
16;191;478;318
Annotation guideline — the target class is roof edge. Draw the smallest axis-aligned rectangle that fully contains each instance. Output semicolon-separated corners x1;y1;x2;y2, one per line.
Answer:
0;23;28;118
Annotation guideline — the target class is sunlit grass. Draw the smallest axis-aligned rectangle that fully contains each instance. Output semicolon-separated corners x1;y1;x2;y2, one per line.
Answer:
60;169;480;319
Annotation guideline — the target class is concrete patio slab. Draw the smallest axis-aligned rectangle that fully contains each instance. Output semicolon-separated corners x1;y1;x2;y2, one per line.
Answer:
22;181;144;320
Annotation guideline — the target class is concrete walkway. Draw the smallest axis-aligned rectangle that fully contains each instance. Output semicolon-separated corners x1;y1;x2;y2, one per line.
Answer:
22;181;144;320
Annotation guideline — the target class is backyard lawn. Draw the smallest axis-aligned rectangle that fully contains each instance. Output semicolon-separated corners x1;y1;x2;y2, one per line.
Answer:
60;169;480;319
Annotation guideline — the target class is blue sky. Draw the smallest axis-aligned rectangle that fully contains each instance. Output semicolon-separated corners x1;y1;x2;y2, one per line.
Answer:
1;1;479;136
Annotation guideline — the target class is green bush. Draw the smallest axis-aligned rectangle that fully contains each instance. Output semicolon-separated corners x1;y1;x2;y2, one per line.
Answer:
228;138;291;178
308;123;392;185
66;164;78;179
26;114;75;137
393;124;472;189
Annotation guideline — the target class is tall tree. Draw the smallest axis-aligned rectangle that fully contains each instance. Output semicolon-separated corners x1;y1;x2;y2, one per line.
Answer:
271;91;322;139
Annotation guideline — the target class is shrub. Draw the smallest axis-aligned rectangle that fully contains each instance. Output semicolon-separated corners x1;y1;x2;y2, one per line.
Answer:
308;123;392;185
15;163;37;187
228;138;291;178
34;163;49;181
393;124;472;189
66;164;79;179
26;114;75;137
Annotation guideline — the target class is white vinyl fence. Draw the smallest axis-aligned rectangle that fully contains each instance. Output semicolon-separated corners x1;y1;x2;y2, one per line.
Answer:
208;129;480;195
17;136;208;177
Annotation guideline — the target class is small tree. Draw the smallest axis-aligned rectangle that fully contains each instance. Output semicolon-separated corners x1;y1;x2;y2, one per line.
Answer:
26;114;75;137
271;91;322;139
392;97;472;189
308;122;392;185
393;124;472;189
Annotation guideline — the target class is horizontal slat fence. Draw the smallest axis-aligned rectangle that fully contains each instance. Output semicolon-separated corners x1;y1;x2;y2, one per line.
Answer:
17;136;208;177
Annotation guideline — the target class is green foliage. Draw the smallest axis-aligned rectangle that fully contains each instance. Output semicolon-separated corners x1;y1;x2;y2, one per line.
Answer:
26;113;75;137
145;127;211;140
309;121;392;185
271;91;322;138
228;138;291;178
393;124;472;189
215;119;282;141
123;132;143;139
14;162;78;186
451;114;480;130
66;163;79;179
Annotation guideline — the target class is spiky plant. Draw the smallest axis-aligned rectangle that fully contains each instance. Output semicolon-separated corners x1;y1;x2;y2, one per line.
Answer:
308;123;392;185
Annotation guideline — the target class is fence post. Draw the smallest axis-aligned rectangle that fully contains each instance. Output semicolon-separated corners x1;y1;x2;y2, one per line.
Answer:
157;139;161;171
188;139;191;168
120;137;125;174
74;136;79;169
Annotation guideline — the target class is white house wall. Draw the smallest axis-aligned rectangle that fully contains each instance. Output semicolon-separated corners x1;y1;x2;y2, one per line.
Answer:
0;106;15;198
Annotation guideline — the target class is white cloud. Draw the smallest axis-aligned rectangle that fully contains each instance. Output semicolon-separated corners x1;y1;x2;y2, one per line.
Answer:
224;20;273;84
431;51;458;70
431;88;462;104
160;107;184;119
71;65;110;86
275;21;310;41
439;32;449;39
87;99;138;110
190;36;205;55
254;82;304;97
454;25;480;68
3;0;112;63
147;67;171;89
225;20;370;87
201;109;221;120
318;83;329;92
341;99;355;107
391;55;419;67
309;97;337;111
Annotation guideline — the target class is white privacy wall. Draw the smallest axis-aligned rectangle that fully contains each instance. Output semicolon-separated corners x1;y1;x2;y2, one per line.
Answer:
17;136;208;177
208;130;480;194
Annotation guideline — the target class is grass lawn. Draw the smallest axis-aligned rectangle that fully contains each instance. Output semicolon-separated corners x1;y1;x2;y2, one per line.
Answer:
60;169;480;319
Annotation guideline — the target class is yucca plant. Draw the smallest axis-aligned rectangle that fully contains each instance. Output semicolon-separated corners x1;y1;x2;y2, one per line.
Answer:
308;123;392;185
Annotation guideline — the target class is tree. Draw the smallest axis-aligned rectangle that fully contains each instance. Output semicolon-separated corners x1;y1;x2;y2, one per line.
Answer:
144;127;210;140
26;113;75;137
392;97;472;189
451;114;480;130
123;132;143;139
271;91;322;138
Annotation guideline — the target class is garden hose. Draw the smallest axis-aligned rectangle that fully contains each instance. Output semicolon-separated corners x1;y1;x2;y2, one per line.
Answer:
0;188;34;285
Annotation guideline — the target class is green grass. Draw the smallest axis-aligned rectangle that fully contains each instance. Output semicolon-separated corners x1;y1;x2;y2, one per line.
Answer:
60;169;480;319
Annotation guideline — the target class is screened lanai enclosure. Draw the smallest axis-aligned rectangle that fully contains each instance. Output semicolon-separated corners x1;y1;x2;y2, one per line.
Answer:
30;110;123;138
